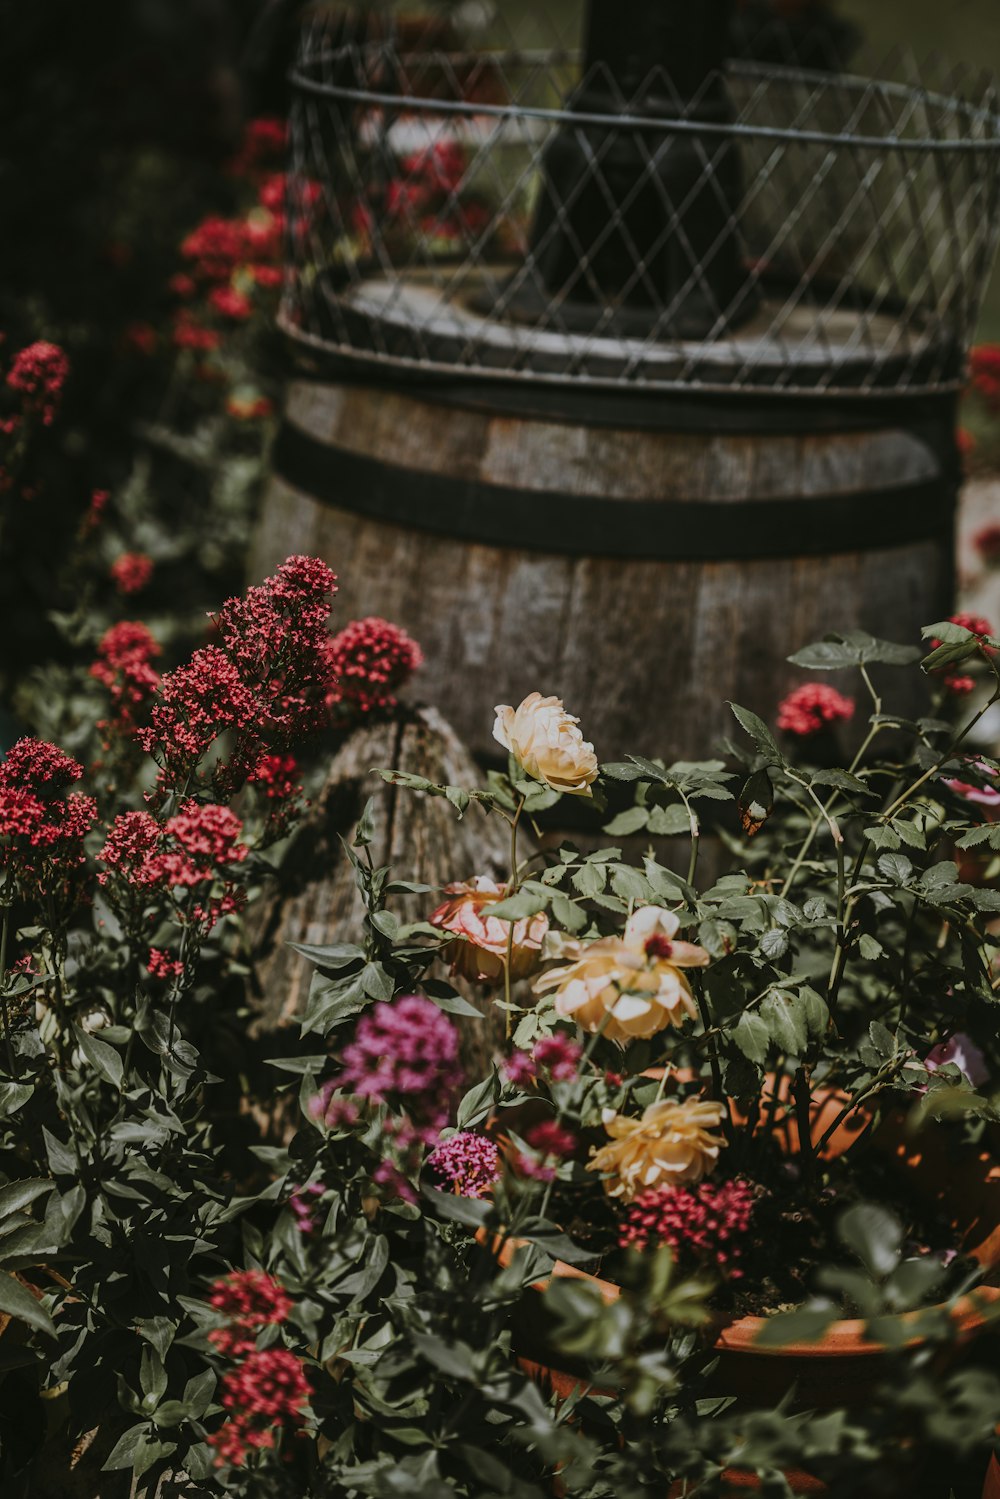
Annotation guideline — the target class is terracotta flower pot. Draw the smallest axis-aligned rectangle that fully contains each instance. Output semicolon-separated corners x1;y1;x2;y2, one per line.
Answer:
482;1086;1000;1417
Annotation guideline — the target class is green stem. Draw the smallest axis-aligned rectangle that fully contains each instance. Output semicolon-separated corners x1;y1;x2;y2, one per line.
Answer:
502;796;526;1041
879;685;1000;825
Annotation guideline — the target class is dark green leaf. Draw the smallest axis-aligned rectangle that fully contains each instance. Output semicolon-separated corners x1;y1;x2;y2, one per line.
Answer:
0;1271;55;1338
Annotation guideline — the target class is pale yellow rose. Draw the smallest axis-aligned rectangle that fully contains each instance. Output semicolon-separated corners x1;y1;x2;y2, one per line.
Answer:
588;1096;727;1200
492;693;598;797
532;906;709;1045
429;876;548;984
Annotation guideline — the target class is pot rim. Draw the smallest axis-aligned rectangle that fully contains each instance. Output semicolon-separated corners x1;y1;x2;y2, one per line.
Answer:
477;1227;1000;1358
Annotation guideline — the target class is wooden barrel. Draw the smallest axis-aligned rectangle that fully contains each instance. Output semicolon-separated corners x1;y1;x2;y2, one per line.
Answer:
253;376;957;762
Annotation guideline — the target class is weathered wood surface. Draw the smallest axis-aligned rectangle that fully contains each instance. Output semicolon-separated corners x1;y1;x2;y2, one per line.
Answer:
253;379;953;764
248;705;520;1079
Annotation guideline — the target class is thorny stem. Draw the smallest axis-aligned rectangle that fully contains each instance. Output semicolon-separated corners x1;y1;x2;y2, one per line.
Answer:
0;906;15;1077
780;666;884;903
502;795;526;1041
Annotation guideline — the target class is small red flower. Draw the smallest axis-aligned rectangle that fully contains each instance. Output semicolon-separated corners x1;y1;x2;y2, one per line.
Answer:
6;341;69;426
110;552;153;596
777;683;854;737
208;286;253;321
326;616;423;717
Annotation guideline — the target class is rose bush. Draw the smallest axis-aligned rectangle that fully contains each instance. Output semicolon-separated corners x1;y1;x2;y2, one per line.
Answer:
0;607;999;1497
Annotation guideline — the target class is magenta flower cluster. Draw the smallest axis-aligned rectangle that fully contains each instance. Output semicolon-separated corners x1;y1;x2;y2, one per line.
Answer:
338;995;462;1130
427;1132;500;1198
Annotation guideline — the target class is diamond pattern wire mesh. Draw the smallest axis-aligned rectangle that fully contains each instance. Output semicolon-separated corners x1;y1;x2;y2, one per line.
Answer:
283;4;1000;398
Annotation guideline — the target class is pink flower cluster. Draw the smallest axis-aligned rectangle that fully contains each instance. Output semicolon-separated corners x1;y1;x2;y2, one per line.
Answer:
110;552;153;596
327;616;424;717
777;683;855;737
147;948;184;981
139;555;338;799
99;800;248;930
974;523;1000;567
6;340;69;427
211;1348;310;1468
206;1268;308;1469
90;620;162;741
619;1178;756;1278
504;1033;583;1087
338;995;461;1131
0;738;97;904
289;1182;325;1235
427;1132;500;1198
517;1119;578;1182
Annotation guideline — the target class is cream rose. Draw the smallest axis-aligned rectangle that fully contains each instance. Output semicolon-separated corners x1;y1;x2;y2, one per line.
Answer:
429;876;548;984
493;693;598;797
532;906;709;1045
588;1096;727;1200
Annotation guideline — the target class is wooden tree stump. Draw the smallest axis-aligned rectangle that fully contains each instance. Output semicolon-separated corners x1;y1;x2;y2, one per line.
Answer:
249;706;522;1081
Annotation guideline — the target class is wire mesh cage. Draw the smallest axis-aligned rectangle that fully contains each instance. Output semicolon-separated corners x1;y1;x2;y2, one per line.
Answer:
283;1;1000;398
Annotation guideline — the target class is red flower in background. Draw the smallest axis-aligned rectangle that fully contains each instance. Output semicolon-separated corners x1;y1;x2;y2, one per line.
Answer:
619;1177;756;1278
90;620;162;739
110;552;153;595
777;683;855;737
327;616;423;717
0;738;97;906
6;341;69;426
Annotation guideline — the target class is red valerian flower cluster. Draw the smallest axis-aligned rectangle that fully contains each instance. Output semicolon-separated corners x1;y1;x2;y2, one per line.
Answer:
0;738;97;905
206;1269;309;1469
147;948;184;981
248;752;303;838
516;1119;579;1182
139;555;338;800
211;1348;310;1468
90;621;162;741
337;995;462;1132
98;801;248;931
208;1270;292;1358
427;1132;500;1198
776;683;855;737
619;1178;756;1278
503;1032;583;1087
326;616;424;717
110;552;154;596
6;340;70;427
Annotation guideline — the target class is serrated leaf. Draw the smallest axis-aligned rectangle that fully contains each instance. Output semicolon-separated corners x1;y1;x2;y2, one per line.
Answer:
877;853;913;886
602;806;649;837
759;929;788;961
858;934;883;961
647;803;692;837
489;888;549;921
864;824;901;851
571;863;607;898
759;992;808;1057
729;703;782;762
610;865;653;903
732;1010;770;1064
788;631;919;670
